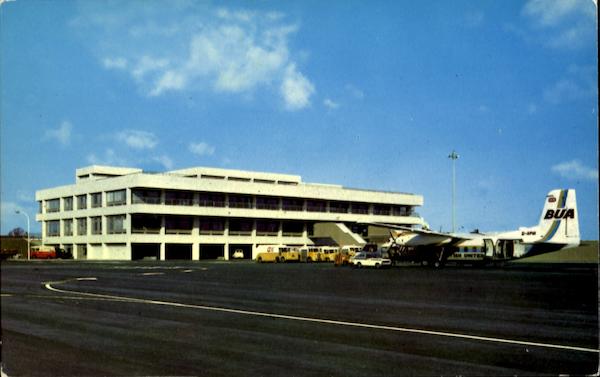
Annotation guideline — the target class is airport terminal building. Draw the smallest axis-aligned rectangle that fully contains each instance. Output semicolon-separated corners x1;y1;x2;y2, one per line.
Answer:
35;166;424;260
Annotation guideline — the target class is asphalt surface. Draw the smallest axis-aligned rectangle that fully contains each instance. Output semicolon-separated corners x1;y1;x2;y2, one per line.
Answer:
1;260;598;376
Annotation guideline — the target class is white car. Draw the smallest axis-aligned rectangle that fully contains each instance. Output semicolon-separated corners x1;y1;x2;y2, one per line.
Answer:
349;252;392;269
232;249;244;259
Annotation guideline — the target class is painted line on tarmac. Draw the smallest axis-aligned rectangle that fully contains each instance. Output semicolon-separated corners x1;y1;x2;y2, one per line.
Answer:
44;278;599;354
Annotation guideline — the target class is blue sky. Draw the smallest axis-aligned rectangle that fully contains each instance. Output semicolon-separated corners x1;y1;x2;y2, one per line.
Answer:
1;0;598;239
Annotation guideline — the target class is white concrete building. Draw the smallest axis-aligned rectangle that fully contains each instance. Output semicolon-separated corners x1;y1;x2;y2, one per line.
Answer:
35;165;424;260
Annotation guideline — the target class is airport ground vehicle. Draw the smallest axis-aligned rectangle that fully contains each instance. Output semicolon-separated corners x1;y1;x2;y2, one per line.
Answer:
255;245;301;263
349;252;392;269
29;246;73;259
333;245;362;266
320;246;339;262
299;246;321;262
30;246;57;259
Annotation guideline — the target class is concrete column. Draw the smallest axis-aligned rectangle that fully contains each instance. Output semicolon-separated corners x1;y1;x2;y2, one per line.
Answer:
192;217;199;237
224;242;229;260
160;243;166;260
192;243;200;260
126;213;131;235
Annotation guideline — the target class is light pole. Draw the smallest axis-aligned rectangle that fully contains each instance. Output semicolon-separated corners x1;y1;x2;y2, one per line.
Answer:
15;210;30;260
448;150;459;233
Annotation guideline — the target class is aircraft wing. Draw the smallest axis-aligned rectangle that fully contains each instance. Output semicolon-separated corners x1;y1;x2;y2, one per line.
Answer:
367;222;475;245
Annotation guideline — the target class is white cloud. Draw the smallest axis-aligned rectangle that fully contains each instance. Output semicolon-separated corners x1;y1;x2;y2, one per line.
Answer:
77;5;314;110
521;0;596;49
544;79;585;104
102;57;127;69
323;98;340;109
551;160;598;181
86;148;128;166
132;56;169;80
543;64;596;104
116;130;158;150
152;155;174;170
281;64;315;110
189;142;215;156
150;70;186;96
345;84;364;100
523;0;582;26
44;121;72;146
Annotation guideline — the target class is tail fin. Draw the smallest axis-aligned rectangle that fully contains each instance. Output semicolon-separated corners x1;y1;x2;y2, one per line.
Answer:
537;189;580;246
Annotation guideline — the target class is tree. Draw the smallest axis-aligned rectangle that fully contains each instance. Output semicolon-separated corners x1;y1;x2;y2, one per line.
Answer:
8;227;27;237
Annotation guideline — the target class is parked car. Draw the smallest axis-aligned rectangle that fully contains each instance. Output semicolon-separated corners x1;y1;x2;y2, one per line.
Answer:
349;252;392;269
232;249;244;259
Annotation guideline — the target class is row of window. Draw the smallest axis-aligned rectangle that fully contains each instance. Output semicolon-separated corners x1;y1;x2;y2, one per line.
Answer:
42;188;415;217
45;216;312;237
46;215;125;237
43;190;125;213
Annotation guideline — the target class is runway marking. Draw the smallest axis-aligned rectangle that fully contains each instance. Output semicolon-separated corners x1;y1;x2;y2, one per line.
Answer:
44;278;599;355
139;272;165;276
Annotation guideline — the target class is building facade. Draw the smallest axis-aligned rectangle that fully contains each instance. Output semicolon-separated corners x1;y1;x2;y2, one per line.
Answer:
35;166;424;260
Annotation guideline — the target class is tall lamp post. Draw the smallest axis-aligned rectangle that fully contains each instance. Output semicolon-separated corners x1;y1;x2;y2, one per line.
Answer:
448;150;459;233
15;210;31;260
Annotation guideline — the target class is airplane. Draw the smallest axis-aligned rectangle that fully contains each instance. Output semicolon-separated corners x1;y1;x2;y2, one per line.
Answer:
371;189;580;267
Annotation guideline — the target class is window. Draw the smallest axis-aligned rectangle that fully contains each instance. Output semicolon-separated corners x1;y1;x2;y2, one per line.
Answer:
77;218;87;236
91;216;102;235
228;194;253;209
107;215;126;234
229;219;252;236
373;204;391;216
131;214;161;234
256;196;279;210
351;202;369;214
254;179;275;184
256;220;279;236
306;200;326;212
77;195;87;210
77;244;87;258
201;174;225;180
165;190;193;206
91;193;102;208
282;198;304;211
132;189;162;204
47;220;60;236
228;176;251;182
63;197;73;211
46;199;60;213
106;190;126;206
199;192;225;207
199;218;225;235
329;201;349;214
282;221;303;237
63;219;73;236
165;216;193;234
38;201;43;214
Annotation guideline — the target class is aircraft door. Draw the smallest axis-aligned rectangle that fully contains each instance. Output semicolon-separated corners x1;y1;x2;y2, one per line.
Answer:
483;239;494;258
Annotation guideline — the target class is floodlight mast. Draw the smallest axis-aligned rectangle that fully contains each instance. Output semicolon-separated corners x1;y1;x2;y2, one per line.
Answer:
15;210;31;260
448;150;459;233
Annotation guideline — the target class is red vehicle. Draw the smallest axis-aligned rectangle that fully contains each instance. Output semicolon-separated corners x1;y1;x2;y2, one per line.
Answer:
30;246;57;259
